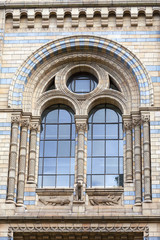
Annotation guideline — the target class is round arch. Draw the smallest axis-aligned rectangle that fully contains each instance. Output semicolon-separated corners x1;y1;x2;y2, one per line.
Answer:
8;35;154;113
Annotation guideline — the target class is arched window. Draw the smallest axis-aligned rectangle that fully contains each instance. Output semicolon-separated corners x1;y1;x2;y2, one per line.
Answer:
67;72;98;94
87;104;123;188
38;104;75;188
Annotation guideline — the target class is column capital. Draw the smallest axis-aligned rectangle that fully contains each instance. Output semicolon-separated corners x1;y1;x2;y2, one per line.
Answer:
141;114;150;123
76;122;87;132
75;115;88;132
30;122;39;131
123;116;132;130
21;118;30;127
11;115;20;123
132;115;141;127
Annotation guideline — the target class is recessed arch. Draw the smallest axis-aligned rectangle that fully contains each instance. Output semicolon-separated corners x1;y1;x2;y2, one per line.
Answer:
8;35;154;113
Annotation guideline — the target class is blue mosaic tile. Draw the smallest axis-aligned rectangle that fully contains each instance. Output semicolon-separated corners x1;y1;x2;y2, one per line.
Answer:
150;129;160;134
1;67;17;73
24;192;36;196
0;131;10;135
124;191;135;196
124;200;135;205
0;185;7;190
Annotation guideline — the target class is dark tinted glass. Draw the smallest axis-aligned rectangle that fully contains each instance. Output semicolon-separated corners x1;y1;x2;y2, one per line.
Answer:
67;72;98;94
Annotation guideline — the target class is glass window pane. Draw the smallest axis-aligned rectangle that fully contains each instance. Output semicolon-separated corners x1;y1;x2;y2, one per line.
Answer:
38;158;43;174
58;141;70;157
44;158;56;174
119;157;123;174
72;124;75;139
38;176;42;188
87;140;91;156
70;175;75;187
71;141;75;157
106;158;118;174
93;124;105;139
46;109;58;123
43;175;55;187
40;124;45;140
44;141;57;157
59;125;70;139
87;158;91;174
93;109;105;123
92;158;104;174
57;175;69;187
39;141;44;157
119;140;123;156
105;175;119;187
88;124;91;139
57;158;70;174
59;109;71;123
119;174;123;186
93;140;105;156
87;175;91;188
119;123;123;139
92;175;104;187
106;109;118;123
45;125;57;139
71;158;75;174
75;79;90;93
106;124;118;139
106;140;118;156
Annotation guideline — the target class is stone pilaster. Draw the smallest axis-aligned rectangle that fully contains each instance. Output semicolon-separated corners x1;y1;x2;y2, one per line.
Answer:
123;116;133;182
132;114;142;204
142;113;151;202
27;121;39;183
75;116;87;201
6;115;20;203
16;118;29;206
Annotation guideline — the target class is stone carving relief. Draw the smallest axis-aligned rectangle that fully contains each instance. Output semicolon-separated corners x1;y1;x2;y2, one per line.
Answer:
8;226;149;239
89;195;121;206
39;197;70;206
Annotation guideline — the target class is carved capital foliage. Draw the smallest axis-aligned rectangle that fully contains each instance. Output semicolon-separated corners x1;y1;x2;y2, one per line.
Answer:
11;115;20;124
76;123;87;132
132;116;141;127
123;120;132;130
141;114;150;123
21;119;29;127
30;122;39;131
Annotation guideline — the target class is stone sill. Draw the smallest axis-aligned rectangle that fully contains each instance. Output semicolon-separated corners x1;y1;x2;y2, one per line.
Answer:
86;187;124;196
36;188;74;196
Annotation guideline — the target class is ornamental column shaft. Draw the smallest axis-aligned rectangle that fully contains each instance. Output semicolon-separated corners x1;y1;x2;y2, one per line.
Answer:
142;113;151;202
123;116;133;182
28;121;39;183
17;118;29;205
7;115;20;202
75;116;87;201
133;115;142;204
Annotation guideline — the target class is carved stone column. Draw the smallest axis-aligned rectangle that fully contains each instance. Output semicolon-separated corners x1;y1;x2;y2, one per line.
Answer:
28;121;39;183
6;115;20;203
123;116;133;182
142;113;151;202
16;118;29;206
133;114;142;204
75;116;87;201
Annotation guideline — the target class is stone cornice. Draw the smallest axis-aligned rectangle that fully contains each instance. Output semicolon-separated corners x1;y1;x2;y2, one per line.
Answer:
0;0;159;8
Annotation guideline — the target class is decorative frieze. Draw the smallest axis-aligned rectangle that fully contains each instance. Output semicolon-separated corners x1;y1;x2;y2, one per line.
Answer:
39;197;70;206
89;195;121;206
5;6;158;29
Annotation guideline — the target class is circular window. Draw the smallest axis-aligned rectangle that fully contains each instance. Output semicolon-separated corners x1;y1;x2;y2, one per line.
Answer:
67;72;98;94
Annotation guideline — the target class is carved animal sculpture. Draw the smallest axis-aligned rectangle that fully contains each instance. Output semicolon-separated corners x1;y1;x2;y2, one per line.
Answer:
89;195;120;206
39;197;70;206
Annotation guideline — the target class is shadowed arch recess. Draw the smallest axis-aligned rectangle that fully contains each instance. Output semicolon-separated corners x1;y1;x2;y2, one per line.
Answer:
8;35;153;108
